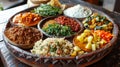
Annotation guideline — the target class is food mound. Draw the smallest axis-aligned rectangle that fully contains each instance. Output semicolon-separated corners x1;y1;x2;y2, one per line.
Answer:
55;16;80;32
34;4;62;17
42;16;81;37
64;4;92;18
73;29;113;52
43;23;74;36
83;13;113;32
12;12;42;26
71;13;114;56
4;26;42;49
31;38;73;57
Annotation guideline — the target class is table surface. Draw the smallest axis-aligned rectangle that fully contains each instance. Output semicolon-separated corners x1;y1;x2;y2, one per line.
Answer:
0;0;120;67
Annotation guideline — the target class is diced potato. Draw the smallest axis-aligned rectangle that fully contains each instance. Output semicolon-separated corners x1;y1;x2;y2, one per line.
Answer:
77;33;87;43
77;30;91;43
84;29;91;33
87;36;93;43
85;36;93;49
92;44;96;51
71;51;77;57
73;46;81;51
85;43;92;49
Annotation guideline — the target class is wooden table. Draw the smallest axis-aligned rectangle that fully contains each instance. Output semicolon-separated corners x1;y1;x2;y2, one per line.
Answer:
0;0;120;67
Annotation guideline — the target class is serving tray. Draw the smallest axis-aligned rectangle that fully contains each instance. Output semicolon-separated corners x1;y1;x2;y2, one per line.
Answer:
3;3;119;67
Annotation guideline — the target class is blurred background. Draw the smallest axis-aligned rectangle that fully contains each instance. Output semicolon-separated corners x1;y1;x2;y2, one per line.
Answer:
0;0;27;10
0;0;120;12
84;0;120;12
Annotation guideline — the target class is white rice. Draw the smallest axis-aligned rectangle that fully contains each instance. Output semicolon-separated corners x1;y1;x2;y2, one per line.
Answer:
64;4;92;18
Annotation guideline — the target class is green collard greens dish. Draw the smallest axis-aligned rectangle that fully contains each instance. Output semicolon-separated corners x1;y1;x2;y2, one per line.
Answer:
34;4;62;17
42;23;74;37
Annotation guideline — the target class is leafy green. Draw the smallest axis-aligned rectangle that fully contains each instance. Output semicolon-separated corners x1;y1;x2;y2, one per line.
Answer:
34;4;62;17
43;23;74;37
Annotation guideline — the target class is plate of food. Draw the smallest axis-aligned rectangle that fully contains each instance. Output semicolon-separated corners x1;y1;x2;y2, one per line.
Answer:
37;15;84;38
3;0;118;67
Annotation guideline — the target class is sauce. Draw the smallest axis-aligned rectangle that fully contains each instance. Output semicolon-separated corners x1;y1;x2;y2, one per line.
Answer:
12;12;42;26
55;16;80;32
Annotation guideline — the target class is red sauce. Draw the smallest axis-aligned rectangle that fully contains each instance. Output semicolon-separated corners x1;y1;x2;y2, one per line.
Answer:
12;12;42;26
55;16;80;32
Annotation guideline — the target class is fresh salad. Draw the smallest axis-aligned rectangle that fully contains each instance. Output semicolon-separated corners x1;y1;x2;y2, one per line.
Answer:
83;13;113;32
